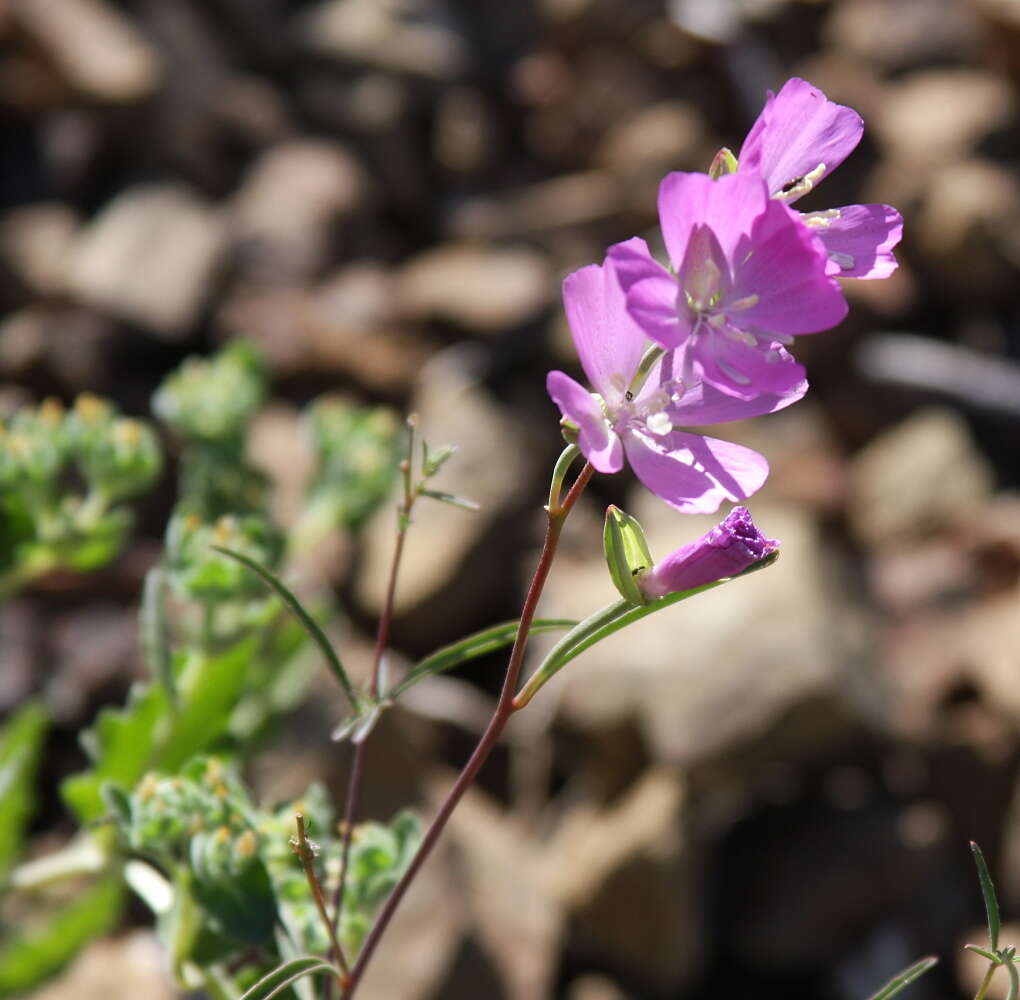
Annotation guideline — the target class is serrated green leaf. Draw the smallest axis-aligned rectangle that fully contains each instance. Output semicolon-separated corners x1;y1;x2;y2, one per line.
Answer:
212;546;356;707
972;841;1001;950
0;701;48;883
0;876;123;996
239;957;342;1000
866;956;938;1000
389;618;576;698
419;489;479;512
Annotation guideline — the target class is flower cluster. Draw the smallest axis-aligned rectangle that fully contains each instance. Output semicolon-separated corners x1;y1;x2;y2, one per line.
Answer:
549;79;901;590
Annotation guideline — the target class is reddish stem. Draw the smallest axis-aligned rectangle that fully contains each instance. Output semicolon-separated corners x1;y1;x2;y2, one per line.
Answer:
342;462;593;996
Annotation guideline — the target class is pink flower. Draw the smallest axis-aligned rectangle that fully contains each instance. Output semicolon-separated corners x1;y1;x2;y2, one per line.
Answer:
638;506;778;599
738;78;903;279
547;239;805;514
610;172;847;400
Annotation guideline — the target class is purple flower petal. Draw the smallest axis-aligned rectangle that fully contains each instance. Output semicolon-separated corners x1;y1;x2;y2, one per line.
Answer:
608;239;690;350
733;199;848;335
658;171;770;269
638;506;779;599
622;429;769;513
547;370;623;473
658;349;807;423
738;78;863;203
562;239;652;397
807;203;903;279
688;332;809;401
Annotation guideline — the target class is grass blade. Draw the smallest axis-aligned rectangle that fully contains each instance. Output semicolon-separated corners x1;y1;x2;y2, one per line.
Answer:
239;958;341;1000
212;546;356;707
867;956;939;1000
972;841;1001;950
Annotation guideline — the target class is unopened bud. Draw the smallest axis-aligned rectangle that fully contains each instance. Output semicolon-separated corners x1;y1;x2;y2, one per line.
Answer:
603;505;654;605
709;147;739;180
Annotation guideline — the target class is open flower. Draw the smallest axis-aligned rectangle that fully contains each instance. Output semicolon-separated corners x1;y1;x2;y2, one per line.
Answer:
637;505;778;599
738;77;903;279
547;239;806;513
610;173;847;400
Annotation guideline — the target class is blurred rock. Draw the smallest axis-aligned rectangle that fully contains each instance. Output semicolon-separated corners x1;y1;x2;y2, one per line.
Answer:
542;768;700;991
356;346;531;618
970;0;1020;77
306;263;433;392
849;407;994;548
874;69;1015;168
449;171;623;239
823;0;980;69
298;0;468;80
433;86;500;174
231;140;368;280
0;203;79;297
247;403;314;530
595;99;707;173
564;975;628;1000
914;159;1020;300
397;243;552;334
442;783;562;999
67;184;227;338
0;307;48;375
33;931;173;1000
538;498;857;765
10;0;162;103
0;601;36;712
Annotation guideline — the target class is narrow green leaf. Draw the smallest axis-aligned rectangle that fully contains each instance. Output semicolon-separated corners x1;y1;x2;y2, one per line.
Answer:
866;956;938;1000
420;488;479;512
517;553;778;708
965;944;1000;963
0;701;48;884
238;958;341;1000
972;841;1001;950
141;567;176;705
0;876;123;996
212;545;356;707
390;618;576;698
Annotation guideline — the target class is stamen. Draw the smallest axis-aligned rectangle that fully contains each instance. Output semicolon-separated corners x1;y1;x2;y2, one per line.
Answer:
774;162;826;202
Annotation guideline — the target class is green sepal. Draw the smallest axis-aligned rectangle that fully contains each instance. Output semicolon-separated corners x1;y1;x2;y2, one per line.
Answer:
603;505;653;605
709;146;739;179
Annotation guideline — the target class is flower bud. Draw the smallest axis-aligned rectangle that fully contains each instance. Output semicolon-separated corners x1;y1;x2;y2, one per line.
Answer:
708;146;739;179
637;506;778;600
603;505;654;605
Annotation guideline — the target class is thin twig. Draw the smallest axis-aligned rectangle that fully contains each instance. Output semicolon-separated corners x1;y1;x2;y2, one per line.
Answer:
342;462;594;997
327;418;418;996
293;814;351;986
975;962;997;1000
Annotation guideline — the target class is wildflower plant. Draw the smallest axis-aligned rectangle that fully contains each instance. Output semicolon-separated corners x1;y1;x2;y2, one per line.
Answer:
0;80;953;1000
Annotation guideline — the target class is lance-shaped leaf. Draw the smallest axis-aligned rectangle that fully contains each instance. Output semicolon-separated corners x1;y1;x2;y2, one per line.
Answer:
515;552;777;708
212;545;357;708
141;567;175;706
389;618;576;699
239;957;343;1000
972;841;1001;951
866;956;938;1000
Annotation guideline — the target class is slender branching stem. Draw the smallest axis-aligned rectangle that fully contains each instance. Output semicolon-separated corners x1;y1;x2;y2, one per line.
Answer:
293;814;350;986
975;962;997;1000
327;417;419;997
342;462;594;997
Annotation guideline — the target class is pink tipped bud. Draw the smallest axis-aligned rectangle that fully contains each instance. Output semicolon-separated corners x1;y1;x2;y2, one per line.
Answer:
637;506;778;599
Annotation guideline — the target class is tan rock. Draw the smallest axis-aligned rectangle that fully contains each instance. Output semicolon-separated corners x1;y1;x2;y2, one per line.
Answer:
67;184;227;338
10;0;162;103
849;407;994;548
595;100;707;172
0;203;78;296
397;243;552;334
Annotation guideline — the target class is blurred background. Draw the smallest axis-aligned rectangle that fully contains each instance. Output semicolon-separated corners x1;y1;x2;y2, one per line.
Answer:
3;0;1020;996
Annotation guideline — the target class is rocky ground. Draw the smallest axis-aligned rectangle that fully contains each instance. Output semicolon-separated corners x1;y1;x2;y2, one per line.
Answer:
4;0;1020;997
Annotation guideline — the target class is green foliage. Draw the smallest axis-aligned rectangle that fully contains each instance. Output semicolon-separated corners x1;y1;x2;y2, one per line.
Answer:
0;395;161;594
239;957;343;1000
153;340;266;445
866;957;938;1000
303;397;402;533
0;701;49;884
0;877;123;997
